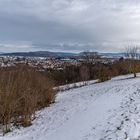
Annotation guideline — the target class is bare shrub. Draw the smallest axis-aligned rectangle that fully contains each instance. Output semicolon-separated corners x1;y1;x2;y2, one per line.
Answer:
125;45;140;77
80;65;90;85
0;65;55;134
98;66;111;82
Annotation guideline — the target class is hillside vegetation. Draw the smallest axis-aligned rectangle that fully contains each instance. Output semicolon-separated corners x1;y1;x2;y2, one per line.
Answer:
0;66;55;134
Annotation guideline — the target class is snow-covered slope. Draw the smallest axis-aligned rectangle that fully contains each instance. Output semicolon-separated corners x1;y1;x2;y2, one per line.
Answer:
2;74;140;140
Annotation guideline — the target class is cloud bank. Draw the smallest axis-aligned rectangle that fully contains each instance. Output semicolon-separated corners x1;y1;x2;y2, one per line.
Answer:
0;0;140;52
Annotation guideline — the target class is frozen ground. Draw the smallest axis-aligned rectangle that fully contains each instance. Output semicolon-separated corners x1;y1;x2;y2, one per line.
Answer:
54;79;98;91
1;74;140;140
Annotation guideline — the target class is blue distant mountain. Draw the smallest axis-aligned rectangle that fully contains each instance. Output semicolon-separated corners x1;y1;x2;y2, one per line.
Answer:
1;51;78;58
1;51;124;58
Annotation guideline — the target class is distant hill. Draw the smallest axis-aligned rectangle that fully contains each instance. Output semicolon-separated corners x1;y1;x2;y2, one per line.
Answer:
1;51;78;58
1;51;124;58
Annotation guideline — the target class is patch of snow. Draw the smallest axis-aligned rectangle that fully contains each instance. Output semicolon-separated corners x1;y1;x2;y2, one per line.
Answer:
2;74;140;140
54;80;98;91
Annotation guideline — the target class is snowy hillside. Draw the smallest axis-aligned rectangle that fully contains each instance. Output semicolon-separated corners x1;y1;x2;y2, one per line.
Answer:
2;74;140;140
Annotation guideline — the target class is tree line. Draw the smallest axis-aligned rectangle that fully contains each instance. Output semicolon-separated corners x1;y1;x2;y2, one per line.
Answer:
47;46;140;85
47;59;140;85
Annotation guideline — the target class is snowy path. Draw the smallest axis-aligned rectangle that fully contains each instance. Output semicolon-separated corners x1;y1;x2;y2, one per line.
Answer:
2;74;140;140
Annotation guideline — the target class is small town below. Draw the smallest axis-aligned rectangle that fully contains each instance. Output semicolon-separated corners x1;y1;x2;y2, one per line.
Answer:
0;52;122;70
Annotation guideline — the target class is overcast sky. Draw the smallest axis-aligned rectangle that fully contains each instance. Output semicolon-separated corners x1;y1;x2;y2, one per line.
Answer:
0;0;140;52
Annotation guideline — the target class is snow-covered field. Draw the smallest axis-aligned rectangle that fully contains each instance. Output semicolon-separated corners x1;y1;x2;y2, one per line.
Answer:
54;79;98;91
2;74;140;140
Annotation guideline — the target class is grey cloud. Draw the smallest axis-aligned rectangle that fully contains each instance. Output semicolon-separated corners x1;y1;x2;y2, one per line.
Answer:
0;0;140;52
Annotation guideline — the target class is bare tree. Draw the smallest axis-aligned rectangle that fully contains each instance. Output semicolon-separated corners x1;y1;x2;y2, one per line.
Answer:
82;51;99;63
125;45;139;77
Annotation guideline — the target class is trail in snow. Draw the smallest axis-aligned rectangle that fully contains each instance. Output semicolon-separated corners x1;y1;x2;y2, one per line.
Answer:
1;74;140;140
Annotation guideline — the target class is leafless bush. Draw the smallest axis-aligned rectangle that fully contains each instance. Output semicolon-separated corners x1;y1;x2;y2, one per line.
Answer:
80;65;90;85
125;45;140;77
98;66;111;82
0;65;55;134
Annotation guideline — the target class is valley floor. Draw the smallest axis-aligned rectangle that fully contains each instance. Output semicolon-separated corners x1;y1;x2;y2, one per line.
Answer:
1;74;140;140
